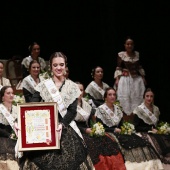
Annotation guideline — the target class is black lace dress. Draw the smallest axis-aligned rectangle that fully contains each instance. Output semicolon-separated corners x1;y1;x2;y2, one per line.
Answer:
19;80;94;170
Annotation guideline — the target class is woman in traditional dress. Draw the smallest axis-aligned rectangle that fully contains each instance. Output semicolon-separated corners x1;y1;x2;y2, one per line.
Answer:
21;42;46;78
22;60;44;102
133;88;170;169
76;84;126;170
114;36;146;122
19;52;95;170
0;61;11;90
0;86;19;170
85;66;109;108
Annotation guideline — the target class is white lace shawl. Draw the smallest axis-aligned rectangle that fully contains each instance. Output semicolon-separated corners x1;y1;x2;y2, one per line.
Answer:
133;102;160;125
35;79;81;107
22;75;43;94
0;105;17;125
85;81;109;100
95;103;123;127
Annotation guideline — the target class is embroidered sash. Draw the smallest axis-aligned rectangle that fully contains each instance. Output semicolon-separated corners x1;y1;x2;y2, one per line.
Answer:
139;104;158;125
95;104;122;127
0;104;17;135
91;81;105;97
37;79;83;139
101;104;120;124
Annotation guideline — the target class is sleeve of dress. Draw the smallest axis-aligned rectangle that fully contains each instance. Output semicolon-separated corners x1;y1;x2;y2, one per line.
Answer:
30;91;42;102
60;99;78;127
23;88;33;102
0;124;11;137
134;114;152;132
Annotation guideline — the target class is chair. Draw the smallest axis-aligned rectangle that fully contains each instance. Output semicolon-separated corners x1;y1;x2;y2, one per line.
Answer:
5;55;23;87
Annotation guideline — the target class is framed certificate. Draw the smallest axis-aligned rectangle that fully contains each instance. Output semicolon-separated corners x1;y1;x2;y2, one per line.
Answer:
17;102;60;151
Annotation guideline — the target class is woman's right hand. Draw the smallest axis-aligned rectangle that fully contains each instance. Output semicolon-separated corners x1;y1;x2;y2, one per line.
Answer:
85;128;92;134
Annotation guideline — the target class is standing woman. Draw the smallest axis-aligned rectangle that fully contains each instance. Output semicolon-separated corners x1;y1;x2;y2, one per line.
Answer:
21;42;46;78
114;36;146;122
19;52;95;170
85;66;109;108
22;60;44;102
0;61;11;89
0;86;19;170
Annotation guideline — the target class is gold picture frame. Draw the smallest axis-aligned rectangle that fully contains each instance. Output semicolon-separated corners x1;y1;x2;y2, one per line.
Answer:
17;102;60;151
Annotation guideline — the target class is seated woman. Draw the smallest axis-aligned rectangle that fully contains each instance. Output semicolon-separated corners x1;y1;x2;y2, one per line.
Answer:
76;84;126;170
133;88;170;169
95;87;163;170
0;86;19;170
0;61;11;90
21;42;47;78
85;66;109;108
22;60;44;102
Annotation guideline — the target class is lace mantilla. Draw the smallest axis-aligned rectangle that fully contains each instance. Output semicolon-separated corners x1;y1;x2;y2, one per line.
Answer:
95;104;123;127
36;79;81;107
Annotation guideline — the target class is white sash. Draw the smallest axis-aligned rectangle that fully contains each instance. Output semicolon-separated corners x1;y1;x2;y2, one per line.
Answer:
91;81;105;97
39;79;83;139
139;104;158;125
76;106;90;122
0;104;17;135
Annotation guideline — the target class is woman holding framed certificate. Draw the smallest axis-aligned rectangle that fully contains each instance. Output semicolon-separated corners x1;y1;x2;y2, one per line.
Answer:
19;52;95;170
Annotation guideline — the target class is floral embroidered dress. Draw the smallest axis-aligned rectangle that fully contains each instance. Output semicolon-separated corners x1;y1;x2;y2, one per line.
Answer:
19;78;95;170
0;104;19;170
114;51;145;115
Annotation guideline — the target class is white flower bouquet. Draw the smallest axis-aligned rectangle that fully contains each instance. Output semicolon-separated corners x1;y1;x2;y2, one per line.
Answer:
90;122;105;137
12;94;25;106
120;121;135;135
156;121;170;135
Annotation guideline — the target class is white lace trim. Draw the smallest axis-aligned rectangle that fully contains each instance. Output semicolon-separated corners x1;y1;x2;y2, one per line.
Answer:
95;103;123;127
118;51;139;62
85;81;109;100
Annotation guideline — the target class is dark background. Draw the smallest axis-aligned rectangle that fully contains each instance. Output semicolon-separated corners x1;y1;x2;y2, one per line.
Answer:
1;1;170;120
